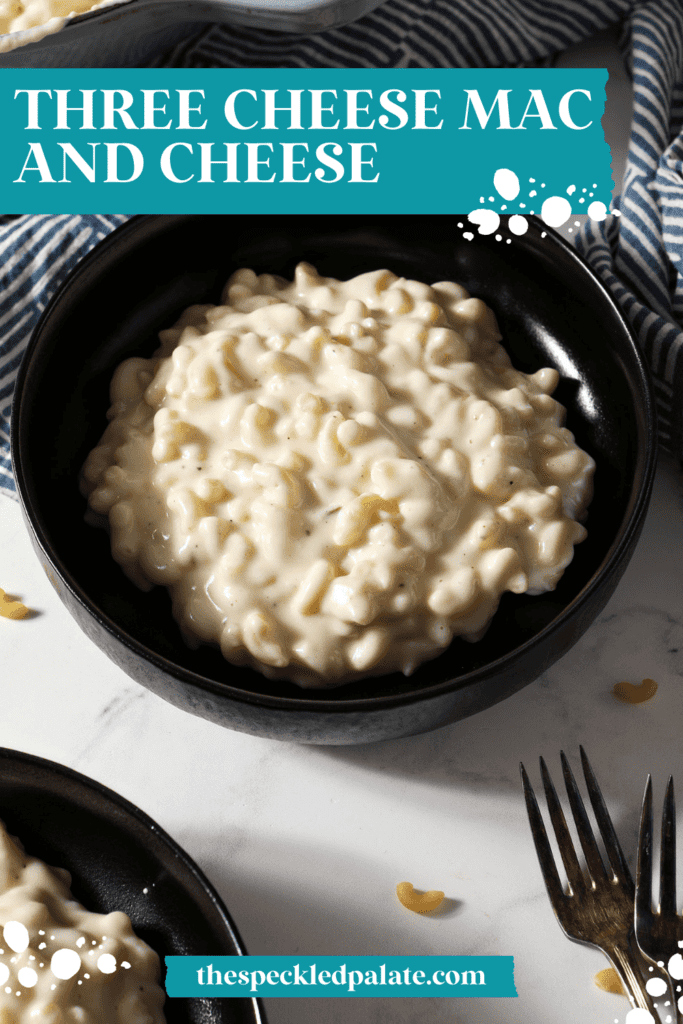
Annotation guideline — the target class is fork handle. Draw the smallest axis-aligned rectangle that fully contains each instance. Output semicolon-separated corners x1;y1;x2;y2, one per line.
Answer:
605;940;660;1018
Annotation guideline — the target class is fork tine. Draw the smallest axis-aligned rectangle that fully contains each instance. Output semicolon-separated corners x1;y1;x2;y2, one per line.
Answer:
561;751;607;885
635;776;654;924
539;756;586;896
659;777;676;919
579;746;633;888
520;763;566;907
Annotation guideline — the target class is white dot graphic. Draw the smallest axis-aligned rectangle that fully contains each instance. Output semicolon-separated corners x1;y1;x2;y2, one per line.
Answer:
626;1010;656;1024
493;168;520;201
647;978;668;997
587;200;608;221
97;954;117;975
508;215;528;236
541;196;571;227
467;209;500;235
669;954;683;980
3;923;29;954
0;964;9;986
463;231;474;241
17;967;38;989
566;184;576;195
51;948;81;980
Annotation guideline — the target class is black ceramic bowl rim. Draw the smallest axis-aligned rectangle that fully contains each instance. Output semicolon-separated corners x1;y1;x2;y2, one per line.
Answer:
0;746;265;1023
12;215;657;717
0;746;242;936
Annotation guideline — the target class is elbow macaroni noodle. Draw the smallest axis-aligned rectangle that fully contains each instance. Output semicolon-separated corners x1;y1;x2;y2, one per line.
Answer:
81;263;595;686
0;820;166;1023
396;882;445;914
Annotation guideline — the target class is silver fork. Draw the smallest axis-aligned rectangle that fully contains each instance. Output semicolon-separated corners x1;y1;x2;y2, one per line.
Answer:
521;747;659;1018
636;776;682;1022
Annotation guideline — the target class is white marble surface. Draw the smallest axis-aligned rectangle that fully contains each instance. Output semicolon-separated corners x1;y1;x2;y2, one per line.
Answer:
3;446;683;1024
1;29;666;1024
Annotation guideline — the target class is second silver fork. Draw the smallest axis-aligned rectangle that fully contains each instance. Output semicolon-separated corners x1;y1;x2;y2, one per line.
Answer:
636;776;683;1023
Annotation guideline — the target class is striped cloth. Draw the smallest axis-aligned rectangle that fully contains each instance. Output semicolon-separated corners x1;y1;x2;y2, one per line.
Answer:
0;215;128;498
1;1;683;498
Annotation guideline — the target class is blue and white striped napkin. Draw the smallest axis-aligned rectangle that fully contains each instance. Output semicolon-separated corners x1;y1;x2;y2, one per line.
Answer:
1;0;682;499
0;215;128;497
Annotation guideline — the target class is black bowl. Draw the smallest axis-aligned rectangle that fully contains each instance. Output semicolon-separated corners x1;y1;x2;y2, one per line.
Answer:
0;747;265;1024
12;214;656;744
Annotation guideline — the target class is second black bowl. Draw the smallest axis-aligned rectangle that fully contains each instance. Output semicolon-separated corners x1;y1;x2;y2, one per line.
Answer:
12;214;656;744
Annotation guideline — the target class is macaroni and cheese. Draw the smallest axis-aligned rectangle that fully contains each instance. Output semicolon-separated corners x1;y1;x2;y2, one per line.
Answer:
0;819;166;1023
0;0;101;34
82;263;595;686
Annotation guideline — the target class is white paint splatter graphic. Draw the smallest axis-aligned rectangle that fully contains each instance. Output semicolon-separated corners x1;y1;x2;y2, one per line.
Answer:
508;215;528;236
646;977;668;997
467;209;500;235
50;948;81;980
97;954;116;975
3;923;29;954
540;196;572;227
669;953;683;979
625;1009;656;1024
493;168;520;200
17;967;37;988
463;169;614;243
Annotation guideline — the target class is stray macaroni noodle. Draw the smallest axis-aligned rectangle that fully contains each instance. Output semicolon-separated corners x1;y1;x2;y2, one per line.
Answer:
594;968;625;995
396;882;445;913
0;589;28;620
612;678;658;704
82;263;595;686
0;820;166;1023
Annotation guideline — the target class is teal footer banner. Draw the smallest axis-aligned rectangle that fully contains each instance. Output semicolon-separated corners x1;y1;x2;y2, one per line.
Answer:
0;69;611;215
165;955;517;997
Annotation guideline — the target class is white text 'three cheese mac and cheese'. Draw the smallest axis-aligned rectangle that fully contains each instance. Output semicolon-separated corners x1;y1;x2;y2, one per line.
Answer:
81;263;595;686
0;820;166;1023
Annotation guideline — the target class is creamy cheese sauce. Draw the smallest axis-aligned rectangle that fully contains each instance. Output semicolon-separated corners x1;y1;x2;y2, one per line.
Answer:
82;264;595;686
0;820;166;1023
0;0;100;34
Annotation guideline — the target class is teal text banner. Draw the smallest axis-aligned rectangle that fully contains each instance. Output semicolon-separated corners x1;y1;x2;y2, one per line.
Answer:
165;955;517;997
0;69;611;215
